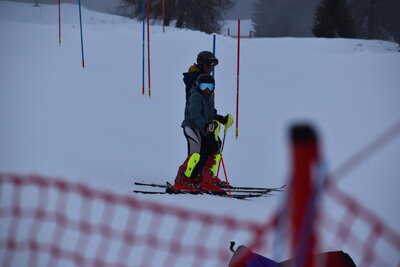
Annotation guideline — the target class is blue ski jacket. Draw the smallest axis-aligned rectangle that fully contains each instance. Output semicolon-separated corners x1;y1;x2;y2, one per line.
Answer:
181;87;220;136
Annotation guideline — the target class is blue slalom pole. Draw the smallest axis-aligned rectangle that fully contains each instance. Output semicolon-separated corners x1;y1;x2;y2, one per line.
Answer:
141;0;146;95
212;34;216;77
78;0;85;68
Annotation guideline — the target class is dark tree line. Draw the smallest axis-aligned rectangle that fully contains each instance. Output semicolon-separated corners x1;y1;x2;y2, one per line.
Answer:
312;0;355;38
116;0;234;34
252;0;400;43
348;0;400;43
252;0;321;37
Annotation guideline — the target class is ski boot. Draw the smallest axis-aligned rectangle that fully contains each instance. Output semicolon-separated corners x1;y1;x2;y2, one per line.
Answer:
207;152;231;188
199;153;226;194
212;176;230;188
168;153;201;194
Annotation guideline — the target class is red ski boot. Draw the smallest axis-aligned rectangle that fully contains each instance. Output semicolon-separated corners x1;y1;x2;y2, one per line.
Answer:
212;176;230;188
200;173;226;194
168;155;201;194
199;154;226;194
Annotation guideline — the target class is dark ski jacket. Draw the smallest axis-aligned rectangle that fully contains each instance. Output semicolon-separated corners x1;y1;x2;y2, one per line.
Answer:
181;87;222;136
183;64;202;102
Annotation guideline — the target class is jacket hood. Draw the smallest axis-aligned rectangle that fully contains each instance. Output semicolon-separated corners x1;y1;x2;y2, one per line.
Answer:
183;71;200;86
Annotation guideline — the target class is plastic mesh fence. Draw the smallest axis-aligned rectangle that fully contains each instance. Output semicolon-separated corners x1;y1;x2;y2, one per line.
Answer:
318;181;400;266
1;173;399;266
0;174;276;267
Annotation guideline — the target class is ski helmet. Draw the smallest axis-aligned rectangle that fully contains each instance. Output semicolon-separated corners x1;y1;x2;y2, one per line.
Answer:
197;74;215;84
196;74;215;91
196;51;219;67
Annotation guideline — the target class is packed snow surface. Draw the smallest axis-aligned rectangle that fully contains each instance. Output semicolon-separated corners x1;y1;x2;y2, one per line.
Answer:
1;2;400;265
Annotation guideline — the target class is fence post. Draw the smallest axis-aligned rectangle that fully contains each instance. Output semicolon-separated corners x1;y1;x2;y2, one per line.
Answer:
288;124;322;267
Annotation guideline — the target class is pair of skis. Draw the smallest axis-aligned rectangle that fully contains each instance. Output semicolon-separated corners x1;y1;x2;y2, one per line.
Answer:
134;182;286;199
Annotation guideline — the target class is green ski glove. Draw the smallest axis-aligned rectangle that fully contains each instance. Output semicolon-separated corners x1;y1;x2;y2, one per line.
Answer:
224;114;234;134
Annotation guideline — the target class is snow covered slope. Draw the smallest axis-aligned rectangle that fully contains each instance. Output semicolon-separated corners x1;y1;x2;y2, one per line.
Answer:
1;2;399;264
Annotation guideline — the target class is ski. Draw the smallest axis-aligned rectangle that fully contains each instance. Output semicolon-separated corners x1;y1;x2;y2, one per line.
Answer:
221;184;286;191
134;183;269;194
134;181;285;194
133;189;266;199
134;182;168;188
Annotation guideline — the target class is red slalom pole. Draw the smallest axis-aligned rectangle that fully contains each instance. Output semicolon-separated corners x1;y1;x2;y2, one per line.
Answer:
289;125;319;267
235;19;241;139
146;0;151;97
58;0;61;46
141;0;145;95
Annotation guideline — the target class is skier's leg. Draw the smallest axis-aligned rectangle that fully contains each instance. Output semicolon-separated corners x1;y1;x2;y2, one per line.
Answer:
184;127;202;156
192;133;209;178
184;127;203;178
199;135;225;193
184;153;200;178
171;127;202;192
203;134;222;175
208;135;230;186
209;152;222;176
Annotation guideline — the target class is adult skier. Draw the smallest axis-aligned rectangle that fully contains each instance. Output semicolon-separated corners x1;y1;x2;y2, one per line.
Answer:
183;50;218;101
170;73;233;193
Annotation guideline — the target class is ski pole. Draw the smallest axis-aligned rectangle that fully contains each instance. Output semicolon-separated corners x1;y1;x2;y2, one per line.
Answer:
221;114;233;151
217;129;227;175
216;126;231;197
221;129;227;152
221;156;231;197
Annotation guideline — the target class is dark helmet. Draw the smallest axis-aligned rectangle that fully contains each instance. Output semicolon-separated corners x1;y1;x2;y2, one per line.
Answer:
196;74;215;91
196;73;215;84
196;51;219;67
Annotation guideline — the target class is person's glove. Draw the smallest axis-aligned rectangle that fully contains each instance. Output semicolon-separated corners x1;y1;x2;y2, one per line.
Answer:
224;114;234;133
207;120;221;141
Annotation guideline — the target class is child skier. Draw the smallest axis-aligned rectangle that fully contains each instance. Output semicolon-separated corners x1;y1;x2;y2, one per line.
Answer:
170;73;233;194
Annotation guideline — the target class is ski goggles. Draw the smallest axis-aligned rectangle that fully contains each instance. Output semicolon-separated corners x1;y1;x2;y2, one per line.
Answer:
197;82;215;91
206;58;218;67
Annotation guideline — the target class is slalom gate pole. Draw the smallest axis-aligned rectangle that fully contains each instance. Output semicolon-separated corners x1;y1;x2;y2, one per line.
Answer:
141;0;145;95
162;0;165;33
235;19;240;139
212;34;216;77
78;0;85;68
288;124;320;267
146;0;151;97
58;0;61;46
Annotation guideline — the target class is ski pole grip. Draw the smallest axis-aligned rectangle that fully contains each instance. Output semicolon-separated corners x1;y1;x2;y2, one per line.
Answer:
224;114;234;134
